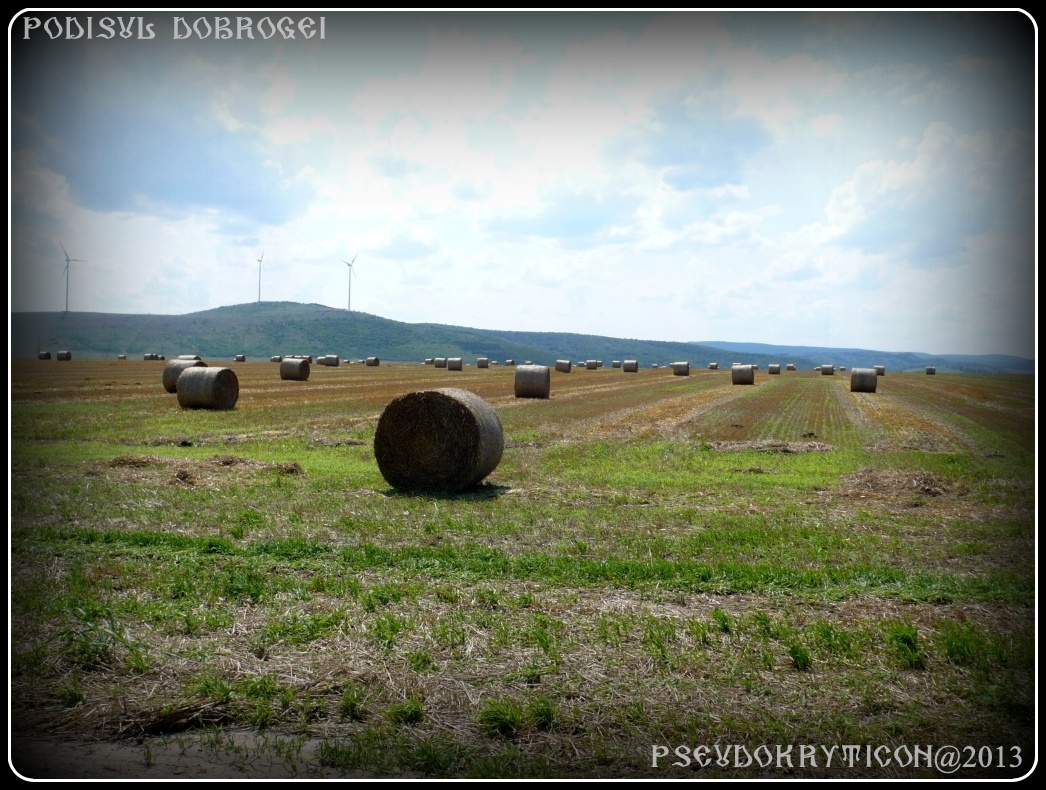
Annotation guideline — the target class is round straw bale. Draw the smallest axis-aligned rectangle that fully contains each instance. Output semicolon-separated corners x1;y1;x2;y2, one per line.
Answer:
671;361;690;376
785;363;795;371
732;364;755;385
37;352;51;360
514;364;551;398
235;354;246;362
768;364;781;374
374;388;504;493
505;359;515;366
874;365;885;376
839;366;846;372
612;360;621;368
926;366;936;375
280;358;310;381
159;355;166;361
177;355;203;361
56;350;72;361
434;357;447;368
366;357;380;367
162;358;206;393
325;355;341;367
271;355;282;362
477;357;489;368
651;363;659;369
708;362;719;370
850;367;878;393
448;357;463;371
585;360;598;370
555;360;572;373
176;367;239;410
820;364;835;376
424;358;434;365
623;359;639;373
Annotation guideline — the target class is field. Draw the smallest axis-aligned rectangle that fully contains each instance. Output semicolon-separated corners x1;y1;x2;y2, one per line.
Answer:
9;359;1036;778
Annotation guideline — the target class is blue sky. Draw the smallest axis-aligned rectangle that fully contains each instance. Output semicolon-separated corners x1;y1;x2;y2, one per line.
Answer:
9;11;1036;357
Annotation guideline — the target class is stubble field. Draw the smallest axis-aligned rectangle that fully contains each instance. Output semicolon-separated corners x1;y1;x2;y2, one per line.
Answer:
9;359;1036;778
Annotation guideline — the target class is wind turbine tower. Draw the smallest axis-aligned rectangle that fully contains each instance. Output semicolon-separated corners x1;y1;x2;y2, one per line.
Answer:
344;254;358;312
257;249;264;303
59;241;85;316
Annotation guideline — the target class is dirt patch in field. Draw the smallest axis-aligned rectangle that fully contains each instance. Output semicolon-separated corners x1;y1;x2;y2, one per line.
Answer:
706;440;835;453
838;468;950;499
99;454;304;487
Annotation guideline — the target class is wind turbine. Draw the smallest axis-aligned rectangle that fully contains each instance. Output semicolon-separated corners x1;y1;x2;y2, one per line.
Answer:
256;249;264;303
343;254;358;312
59;241;85;317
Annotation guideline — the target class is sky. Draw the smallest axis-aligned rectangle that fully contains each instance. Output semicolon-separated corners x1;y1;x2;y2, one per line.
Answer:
8;11;1037;358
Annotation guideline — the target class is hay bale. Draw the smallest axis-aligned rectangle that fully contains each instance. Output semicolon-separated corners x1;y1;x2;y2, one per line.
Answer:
176;367;239;410
177;355;203;361
785;363;795;371
159;355;166;361
271;355;283;363
820;364;835;376
623;359;639;373
708;362;719;370
321;355;340;367
612;360;621;368
505;359;515;366
671;361;690;376
424;358;434;365
280;358;310;381
434;357;447;368
768;364;781;374
850;367;878;393
732;364;755;385
447;357;463;371
926;366;936;375
56;350;72;361
874;365;886;376
117;354;127;360
37;352;51;360
555;360;572;373
374;388;504;493
477;357;489;369
585;360;598;370
235;354;246;362
514;364;550;399
366;357;380;367
162;358;206;393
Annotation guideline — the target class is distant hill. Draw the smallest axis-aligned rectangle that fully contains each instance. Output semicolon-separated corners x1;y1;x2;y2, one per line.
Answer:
696;341;1035;375
7;302;1033;373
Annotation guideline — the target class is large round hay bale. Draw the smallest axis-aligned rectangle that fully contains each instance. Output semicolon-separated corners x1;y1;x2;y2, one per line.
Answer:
555;360;572;373
874;365;886;376
366;357;380;367
785;363;795;371
926;366;936;375
234;354;246;363
280;358;310;381
505;359;515;366
37;352;51;360
448;357;463;371
374;388;504;493
271;355;282;363
768;364;781;374
671;361;690;376
323;355;340;367
585;360;598;370
732;364;755;385
424;358;434;365
56;351;72;361
820;364;835;376
612;360;621;368
117;354;127;360
162;358;206;393
514;364;550;399
708;362;719;370
177;355;203;361
477;357;489;369
434;357;447;368
176;367;239;410
622;359;639;373
850;368;878;393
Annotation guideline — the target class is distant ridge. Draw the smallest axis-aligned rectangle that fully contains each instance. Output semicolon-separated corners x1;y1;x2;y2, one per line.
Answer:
8;303;1032;373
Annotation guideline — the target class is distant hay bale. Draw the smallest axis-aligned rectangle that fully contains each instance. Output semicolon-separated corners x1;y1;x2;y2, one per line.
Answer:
37;352;51;360
280;358;310;381
671;361;690;376
374;387;504;493
505;359;515;366
447;357;463;371
177;355;203;361
514;364;551;399
162;358;206;393
651;364;659;369
555;360;572;373
874;365;886;376
424;358;434;365
753;364;759;371
158;355;166;361
585;360;598;370
366;357;380;367
612;360;621;368
623;360;639;373
234;354;246;362
850;368;878;393
270;355;282;363
524;360;533;365
321;355;340;367
56;350;72;361
785;363;795;371
732;364;755;385
117;354;127;360
176;367;239;410
839;366;847;372
434;357;447;368
821;364;835;376
926;366;936;375
768;364;781;374
597;361;604;368
477;357;489;368
708;362;719;370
